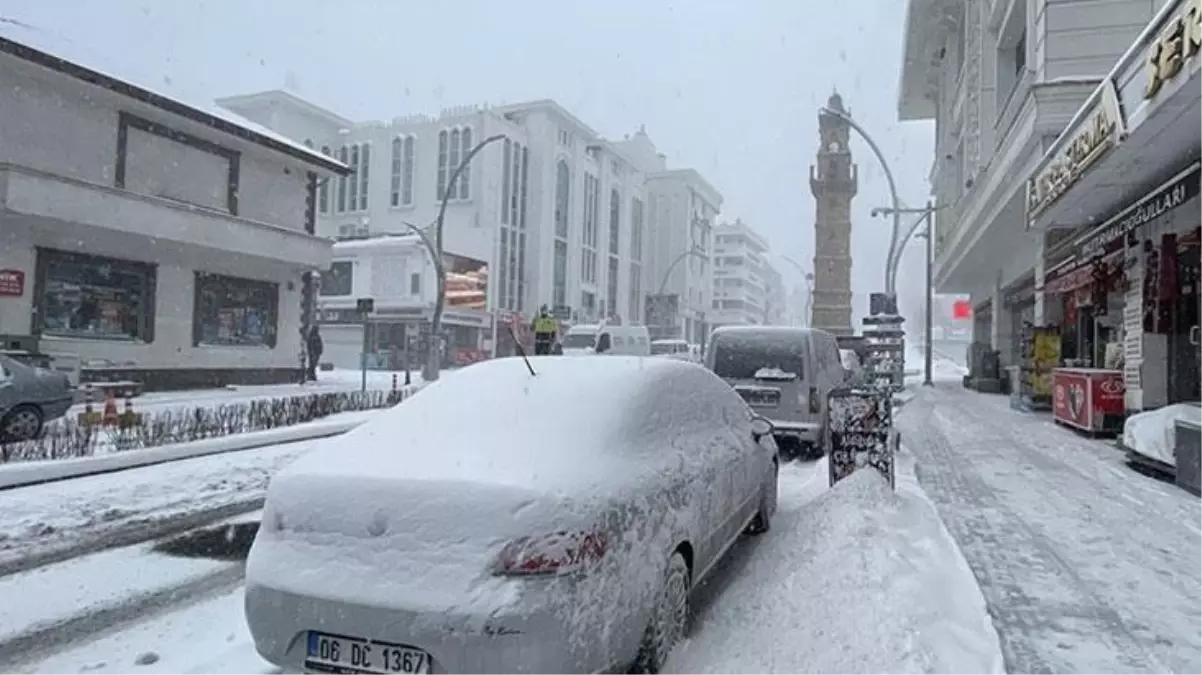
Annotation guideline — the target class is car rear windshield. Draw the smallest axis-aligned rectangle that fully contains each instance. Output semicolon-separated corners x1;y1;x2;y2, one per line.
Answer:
562;332;596;349
651;342;686;355
712;334;805;380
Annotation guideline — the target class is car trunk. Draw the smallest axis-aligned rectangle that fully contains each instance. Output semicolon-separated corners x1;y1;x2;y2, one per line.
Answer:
251;472;599;609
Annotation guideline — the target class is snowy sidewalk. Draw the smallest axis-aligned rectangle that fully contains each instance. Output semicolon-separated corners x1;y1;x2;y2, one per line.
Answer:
897;383;1202;674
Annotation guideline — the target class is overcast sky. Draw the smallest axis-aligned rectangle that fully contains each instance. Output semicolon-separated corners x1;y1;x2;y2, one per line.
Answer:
2;0;937;319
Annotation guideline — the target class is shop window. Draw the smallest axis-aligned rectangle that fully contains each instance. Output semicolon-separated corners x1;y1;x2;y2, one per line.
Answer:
320;261;353;297
36;249;156;341
193;273;279;348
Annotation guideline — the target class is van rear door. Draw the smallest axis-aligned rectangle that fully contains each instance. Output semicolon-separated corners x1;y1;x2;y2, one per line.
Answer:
710;332;806;424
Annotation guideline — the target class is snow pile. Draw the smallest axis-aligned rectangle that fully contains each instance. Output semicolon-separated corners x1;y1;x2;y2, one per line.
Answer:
667;452;1004;674
1123;403;1201;467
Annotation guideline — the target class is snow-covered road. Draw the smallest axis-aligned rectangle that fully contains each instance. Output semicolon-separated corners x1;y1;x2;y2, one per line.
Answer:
7;454;1004;674
897;383;1202;674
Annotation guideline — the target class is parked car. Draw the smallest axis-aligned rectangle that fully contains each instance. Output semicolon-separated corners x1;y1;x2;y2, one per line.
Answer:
244;356;779;674
704;325;845;461
0;354;74;442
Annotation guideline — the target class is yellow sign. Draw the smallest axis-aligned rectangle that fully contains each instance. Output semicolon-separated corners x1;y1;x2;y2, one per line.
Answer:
1145;0;1202;99
1027;81;1124;220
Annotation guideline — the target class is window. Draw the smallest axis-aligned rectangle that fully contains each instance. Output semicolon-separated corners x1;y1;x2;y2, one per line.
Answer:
320;261;353;296
631;197;644;262
582;173;599;284
553;240;568;308
436;126;475;201
607;257;619;318
348;145;359;211
193;273;278;348
498;141;530;313
319;145;331;212
1014;31;1026;75
609;188;621;255
357;143;369;211
337;146;349;212
36;249;155;341
629;261;641;322
389;136;417;207
554;160;571;238
501;140;512;225
410;272;421;296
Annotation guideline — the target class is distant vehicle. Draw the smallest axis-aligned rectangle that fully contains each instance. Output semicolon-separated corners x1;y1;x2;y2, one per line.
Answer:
650;338;696;362
704;326;845;461
0;354;74;442
562;323;651;356
244;356;779;674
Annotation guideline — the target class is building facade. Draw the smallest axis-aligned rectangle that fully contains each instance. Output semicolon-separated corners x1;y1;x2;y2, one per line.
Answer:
1026;0;1200;412
810;93;856;337
899;0;1167;365
710;219;782;327
219;94;717;354
0;28;346;390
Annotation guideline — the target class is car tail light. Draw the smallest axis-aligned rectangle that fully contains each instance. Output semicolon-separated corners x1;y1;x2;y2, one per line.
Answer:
809;386;821;414
493;530;610;576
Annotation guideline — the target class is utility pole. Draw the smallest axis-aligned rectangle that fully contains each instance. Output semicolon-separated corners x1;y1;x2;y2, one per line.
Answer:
871;202;943;386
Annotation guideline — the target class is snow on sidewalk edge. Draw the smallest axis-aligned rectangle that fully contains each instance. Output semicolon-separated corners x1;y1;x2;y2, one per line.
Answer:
0;412;375;491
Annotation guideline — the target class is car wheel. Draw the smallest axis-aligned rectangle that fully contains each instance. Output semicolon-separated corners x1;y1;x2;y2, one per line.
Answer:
1;405;44;442
631;552;690;674
746;460;779;535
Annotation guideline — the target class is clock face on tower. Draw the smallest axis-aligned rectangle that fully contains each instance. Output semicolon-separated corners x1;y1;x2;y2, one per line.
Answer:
828;141;842;153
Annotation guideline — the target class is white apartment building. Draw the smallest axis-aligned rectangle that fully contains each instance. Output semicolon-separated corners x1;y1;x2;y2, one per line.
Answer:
0;26;346;390
218;93;670;357
898;0;1167;364
613;129;723;344
710;219;782;327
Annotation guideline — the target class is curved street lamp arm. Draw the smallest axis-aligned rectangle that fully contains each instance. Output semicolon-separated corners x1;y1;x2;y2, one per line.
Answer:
401;221;446;282
820;107;902;294
657;248;708;296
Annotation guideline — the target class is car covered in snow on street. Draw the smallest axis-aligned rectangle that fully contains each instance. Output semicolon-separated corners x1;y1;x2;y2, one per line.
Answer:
244;355;779;674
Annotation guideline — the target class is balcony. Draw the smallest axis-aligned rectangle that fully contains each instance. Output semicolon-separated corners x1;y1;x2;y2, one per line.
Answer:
0;163;330;269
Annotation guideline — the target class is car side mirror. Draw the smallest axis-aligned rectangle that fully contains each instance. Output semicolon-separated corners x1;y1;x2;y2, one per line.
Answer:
750;416;774;440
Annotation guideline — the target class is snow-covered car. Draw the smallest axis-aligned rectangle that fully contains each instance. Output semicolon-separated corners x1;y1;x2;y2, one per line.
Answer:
0;354;74;442
244;355;779;674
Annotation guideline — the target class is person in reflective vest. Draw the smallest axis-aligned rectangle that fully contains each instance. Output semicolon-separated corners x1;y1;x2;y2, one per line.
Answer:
532;306;558;355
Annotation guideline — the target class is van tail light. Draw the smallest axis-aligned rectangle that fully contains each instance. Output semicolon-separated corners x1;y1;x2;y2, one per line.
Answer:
493;530;610;576
809;386;821;414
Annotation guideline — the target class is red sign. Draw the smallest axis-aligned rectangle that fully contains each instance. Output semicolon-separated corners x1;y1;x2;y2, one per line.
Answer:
0;269;25;297
1053;370;1091;429
1091;372;1125;416
952;300;972;320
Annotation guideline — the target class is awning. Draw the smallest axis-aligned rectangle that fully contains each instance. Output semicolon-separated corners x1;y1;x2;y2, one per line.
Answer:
1075;162;1201;259
1039;248;1124;294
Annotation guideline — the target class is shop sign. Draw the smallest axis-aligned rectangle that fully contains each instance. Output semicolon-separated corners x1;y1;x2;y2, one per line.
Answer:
1144;0;1202;100
0;269;25;297
1077;163;1201;259
1026;81;1125;221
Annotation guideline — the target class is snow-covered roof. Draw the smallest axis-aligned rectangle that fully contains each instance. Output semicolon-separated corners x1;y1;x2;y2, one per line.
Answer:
0;17;348;175
331;234;424;253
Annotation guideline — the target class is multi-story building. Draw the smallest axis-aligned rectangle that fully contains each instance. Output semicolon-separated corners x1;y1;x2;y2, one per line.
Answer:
710;219;780;327
762;263;789;326
0;26;346;390
898;0;1165;364
613;128;722;344
218;94;692;356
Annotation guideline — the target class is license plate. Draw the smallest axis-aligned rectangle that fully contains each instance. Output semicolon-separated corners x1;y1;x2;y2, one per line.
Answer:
305;631;431;674
738;389;780;407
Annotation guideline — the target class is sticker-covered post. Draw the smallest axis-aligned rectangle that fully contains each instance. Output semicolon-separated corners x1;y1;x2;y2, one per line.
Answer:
827;387;897;489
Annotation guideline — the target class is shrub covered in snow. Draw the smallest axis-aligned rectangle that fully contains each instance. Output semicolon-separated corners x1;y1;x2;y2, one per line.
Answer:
0;388;412;464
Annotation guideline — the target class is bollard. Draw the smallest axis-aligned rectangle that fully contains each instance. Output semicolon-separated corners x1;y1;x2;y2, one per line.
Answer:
83;385;94;416
391;373;398;392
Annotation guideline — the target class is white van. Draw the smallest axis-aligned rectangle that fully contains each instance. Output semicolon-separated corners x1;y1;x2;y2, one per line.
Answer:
561;323;651;356
650;339;695;362
704;326;845;460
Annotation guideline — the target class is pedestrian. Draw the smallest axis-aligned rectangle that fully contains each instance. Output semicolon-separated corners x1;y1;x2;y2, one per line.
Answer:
532;306;558;356
306;324;324;382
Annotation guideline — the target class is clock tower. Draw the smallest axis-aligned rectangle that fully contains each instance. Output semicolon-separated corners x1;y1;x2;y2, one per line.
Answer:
808;91;857;336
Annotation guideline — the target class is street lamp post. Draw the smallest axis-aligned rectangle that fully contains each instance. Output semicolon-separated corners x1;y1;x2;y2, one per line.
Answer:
870;202;941;385
401;220;445;385
820;106;902;295
655;247;707;339
426;133;506;382
780;255;815;327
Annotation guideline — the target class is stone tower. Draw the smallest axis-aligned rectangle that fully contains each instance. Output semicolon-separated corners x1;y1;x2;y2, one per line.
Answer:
808;91;857;336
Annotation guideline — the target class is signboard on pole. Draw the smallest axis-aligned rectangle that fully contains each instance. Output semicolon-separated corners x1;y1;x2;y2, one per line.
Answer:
827;388;896;489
